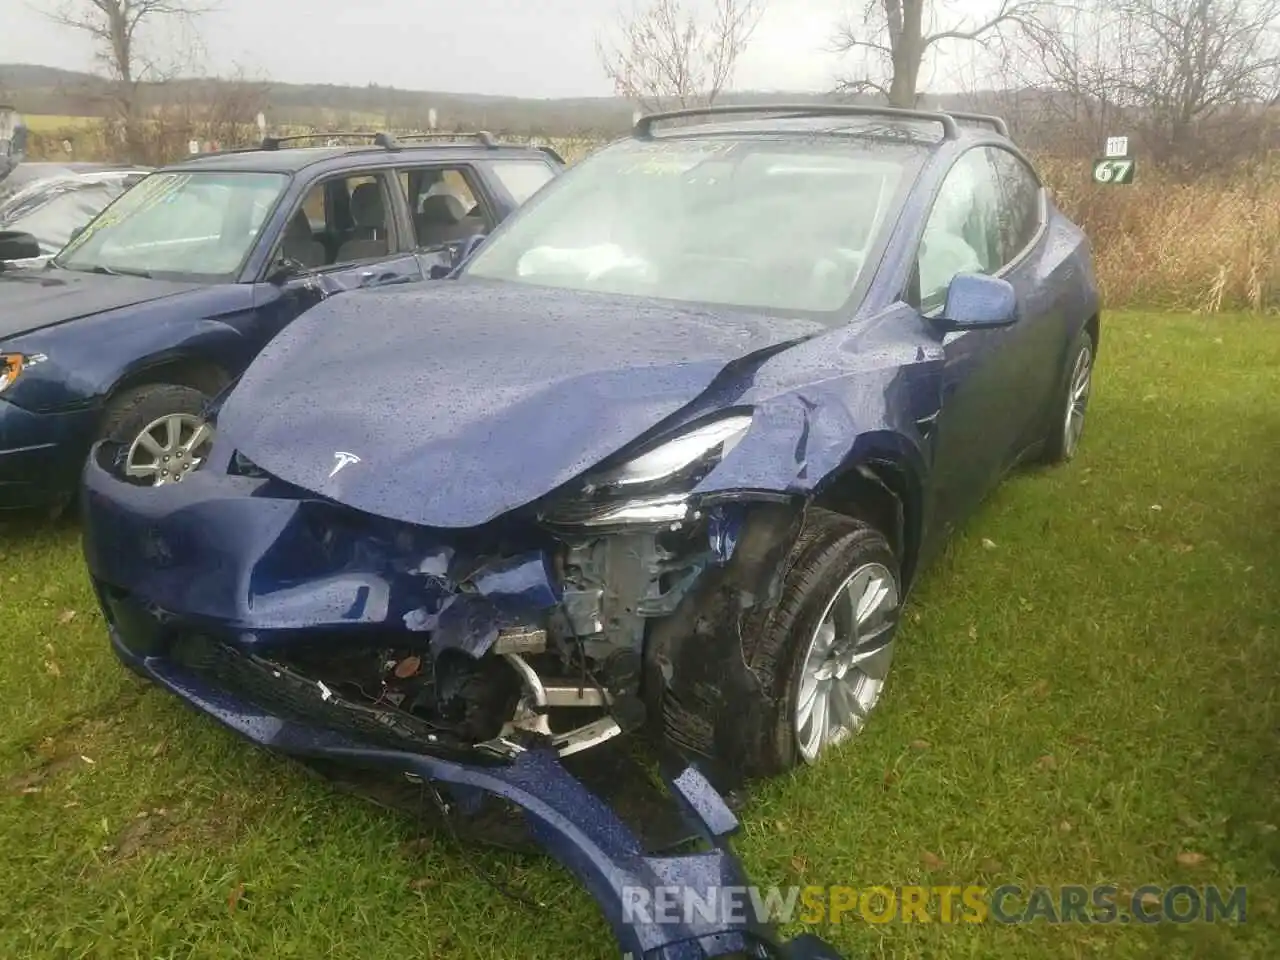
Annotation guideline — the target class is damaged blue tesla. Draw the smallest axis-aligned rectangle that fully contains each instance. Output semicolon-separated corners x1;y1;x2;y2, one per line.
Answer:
80;105;1099;958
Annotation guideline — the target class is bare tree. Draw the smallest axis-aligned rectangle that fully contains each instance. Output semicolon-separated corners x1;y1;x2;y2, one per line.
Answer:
834;0;1050;107
598;0;766;112
1005;0;1280;170
981;2;1141;152
1118;0;1280;163
45;0;211;155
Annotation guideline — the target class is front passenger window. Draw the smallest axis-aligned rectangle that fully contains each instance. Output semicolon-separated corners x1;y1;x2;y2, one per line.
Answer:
273;172;393;272
916;149;1002;311
985;147;1043;265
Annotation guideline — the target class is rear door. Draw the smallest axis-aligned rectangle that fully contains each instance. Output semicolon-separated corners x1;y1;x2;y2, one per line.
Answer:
394;162;502;276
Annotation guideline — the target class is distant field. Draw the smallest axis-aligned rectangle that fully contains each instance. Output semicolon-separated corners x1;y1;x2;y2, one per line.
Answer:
21;114;98;132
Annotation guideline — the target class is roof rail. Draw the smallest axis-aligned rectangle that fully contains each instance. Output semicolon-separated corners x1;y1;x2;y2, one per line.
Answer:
260;131;397;150
537;144;566;164
946;111;1010;137
634;103;959;141
389;131;500;149
174;145;265;161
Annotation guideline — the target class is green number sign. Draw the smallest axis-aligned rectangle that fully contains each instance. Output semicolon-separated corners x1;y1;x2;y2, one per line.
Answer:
1091;158;1135;184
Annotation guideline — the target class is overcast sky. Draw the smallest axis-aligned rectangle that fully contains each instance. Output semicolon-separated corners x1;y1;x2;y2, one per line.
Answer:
0;0;981;99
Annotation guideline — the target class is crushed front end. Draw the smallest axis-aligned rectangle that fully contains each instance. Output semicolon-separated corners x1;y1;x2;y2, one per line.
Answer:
81;440;842;959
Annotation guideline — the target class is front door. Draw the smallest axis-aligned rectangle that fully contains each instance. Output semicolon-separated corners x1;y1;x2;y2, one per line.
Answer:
250;170;423;354
912;147;1046;536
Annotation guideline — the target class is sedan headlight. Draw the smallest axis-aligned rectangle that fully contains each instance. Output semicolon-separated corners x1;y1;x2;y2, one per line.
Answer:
0;354;25;393
541;413;752;529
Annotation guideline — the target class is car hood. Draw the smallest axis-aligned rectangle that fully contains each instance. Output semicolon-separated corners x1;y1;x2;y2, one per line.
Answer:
0;267;204;341
220;279;824;529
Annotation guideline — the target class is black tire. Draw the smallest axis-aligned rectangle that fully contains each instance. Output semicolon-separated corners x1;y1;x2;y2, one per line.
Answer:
98;383;212;484
709;508;901;778
1041;329;1095;465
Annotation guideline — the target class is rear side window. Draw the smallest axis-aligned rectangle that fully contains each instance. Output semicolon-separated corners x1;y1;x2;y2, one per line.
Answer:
397;165;489;251
984;147;1042;265
485;159;556;204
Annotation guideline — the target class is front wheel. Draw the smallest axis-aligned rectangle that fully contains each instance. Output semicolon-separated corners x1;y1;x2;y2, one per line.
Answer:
99;384;214;486
721;509;903;778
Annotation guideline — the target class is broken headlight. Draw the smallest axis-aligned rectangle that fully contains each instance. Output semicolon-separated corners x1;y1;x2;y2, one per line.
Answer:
540;413;752;528
0;353;29;393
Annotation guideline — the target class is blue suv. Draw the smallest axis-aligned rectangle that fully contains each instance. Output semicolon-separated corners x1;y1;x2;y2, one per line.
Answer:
0;131;562;510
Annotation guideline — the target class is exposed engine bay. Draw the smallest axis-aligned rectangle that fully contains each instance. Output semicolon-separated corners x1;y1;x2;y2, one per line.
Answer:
230;520;727;763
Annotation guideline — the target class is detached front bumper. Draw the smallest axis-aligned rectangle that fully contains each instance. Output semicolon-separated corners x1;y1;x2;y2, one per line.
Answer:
109;625;843;960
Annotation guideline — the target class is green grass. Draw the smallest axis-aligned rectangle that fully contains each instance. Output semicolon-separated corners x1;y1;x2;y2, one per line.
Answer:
1;311;1277;958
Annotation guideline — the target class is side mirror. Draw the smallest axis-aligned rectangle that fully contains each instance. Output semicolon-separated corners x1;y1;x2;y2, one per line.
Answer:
430;233;487;280
265;257;307;285
0;229;41;261
937;273;1018;330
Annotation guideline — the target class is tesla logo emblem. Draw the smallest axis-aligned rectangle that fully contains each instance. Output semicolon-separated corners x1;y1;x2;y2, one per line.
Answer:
329;451;361;478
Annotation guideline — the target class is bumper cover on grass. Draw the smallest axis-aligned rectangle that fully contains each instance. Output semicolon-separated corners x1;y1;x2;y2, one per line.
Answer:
111;630;846;959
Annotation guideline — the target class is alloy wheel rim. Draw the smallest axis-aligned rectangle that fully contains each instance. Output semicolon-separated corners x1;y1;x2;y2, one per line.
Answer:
1062;344;1093;459
125;414;213;486
793;561;900;764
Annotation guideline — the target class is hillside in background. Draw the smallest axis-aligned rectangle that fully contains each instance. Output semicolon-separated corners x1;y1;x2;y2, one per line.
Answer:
0;62;1015;136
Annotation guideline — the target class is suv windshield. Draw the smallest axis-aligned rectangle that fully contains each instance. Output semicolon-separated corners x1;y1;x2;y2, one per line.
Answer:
55;170;287;280
464;136;926;314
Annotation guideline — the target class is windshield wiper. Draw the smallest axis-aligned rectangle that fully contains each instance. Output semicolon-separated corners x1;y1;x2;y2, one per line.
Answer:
86;264;153;279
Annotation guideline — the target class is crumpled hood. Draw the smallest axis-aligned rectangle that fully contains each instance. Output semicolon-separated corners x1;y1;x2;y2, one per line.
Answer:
219;279;823;528
0;266;203;341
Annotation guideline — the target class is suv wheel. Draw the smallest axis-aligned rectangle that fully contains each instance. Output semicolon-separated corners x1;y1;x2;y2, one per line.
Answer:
100;384;214;486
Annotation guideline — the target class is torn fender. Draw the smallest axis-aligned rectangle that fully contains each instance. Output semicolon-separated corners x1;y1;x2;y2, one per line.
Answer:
692;353;936;501
647;501;808;788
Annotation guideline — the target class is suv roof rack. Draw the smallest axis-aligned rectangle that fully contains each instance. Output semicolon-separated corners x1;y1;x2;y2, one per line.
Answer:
258;130;509;152
387;131;499;149
536;144;566;164
260;132;398;150
634;103;960;141
946;111;1010;136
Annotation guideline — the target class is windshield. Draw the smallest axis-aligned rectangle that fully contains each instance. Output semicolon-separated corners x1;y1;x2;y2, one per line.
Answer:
464;136;925;314
0;177;132;256
55;170;288;280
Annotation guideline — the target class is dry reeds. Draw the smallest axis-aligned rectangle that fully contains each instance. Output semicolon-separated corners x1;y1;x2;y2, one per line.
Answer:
1039;155;1280;313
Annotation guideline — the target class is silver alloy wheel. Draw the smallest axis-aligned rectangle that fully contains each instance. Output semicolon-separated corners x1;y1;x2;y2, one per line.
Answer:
793;561;900;763
1062;343;1093;459
125;413;213;485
